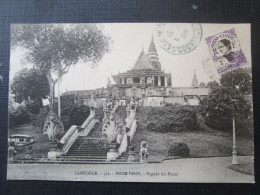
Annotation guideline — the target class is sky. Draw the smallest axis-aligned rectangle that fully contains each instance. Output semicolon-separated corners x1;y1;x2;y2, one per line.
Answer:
10;23;251;95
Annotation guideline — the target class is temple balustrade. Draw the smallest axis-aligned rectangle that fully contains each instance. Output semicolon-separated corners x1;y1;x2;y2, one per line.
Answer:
60;106;96;154
117;103;137;156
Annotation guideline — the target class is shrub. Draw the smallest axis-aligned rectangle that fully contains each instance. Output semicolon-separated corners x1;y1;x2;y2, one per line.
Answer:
9;106;30;127
30;106;50;127
143;105;198;132
61;104;90;130
168;142;190;157
25;99;42;114
54;95;90;130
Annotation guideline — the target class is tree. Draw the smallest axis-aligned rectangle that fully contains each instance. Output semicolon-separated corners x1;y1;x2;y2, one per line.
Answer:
199;82;206;87
200;86;251;131
11;68;49;106
207;80;219;88
11;24;111;117
220;68;252;94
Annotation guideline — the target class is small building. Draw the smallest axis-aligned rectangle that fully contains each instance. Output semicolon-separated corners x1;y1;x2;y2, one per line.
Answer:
8;134;34;146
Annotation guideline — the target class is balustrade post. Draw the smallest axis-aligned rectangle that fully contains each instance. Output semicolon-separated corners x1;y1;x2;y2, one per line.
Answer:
107;141;118;161
126;104;130;118
127;145;136;162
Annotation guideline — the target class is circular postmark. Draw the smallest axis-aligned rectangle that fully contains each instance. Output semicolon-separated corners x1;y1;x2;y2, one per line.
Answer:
156;23;202;55
202;52;221;81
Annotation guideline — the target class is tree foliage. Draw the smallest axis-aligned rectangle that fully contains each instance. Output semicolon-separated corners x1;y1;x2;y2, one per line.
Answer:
200;87;251;131
11;68;49;104
207;80;219;88
9;106;30;127
55;95;90;130
199;82;206;87
11;24;111;109
220;68;252;94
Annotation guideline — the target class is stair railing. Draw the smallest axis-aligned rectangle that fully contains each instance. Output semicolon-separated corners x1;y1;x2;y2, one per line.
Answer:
80;107;95;130
60;125;79;154
60;107;96;154
118;107;137;155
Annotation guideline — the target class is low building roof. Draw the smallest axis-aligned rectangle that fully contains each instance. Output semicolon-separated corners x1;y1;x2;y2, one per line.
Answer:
9;134;33;138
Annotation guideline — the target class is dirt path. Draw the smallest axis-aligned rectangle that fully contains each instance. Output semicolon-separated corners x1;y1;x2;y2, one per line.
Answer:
7;156;254;183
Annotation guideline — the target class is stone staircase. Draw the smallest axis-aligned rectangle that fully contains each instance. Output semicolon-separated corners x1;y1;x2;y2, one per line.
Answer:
59;137;128;163
57;101;137;164
60;137;109;162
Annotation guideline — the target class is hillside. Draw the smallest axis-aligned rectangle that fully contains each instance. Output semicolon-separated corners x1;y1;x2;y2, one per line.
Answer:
130;106;254;161
8;105;254;161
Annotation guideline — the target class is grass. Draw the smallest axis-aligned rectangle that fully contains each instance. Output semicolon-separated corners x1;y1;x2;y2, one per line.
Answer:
130;105;254;162
131;128;254;162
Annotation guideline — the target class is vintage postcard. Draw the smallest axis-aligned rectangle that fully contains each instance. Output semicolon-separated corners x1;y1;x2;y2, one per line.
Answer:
7;23;254;183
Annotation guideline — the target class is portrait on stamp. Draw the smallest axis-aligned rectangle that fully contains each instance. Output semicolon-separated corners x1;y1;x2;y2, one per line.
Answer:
205;28;247;74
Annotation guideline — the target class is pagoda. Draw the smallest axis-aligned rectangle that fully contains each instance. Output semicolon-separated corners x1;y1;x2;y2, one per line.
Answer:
109;37;172;100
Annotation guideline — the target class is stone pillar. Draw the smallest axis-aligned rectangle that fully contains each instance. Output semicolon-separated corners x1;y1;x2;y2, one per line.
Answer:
158;76;161;86
103;107;108;118
126;78;133;85
165;76;168;87
25;145;33;159
126;105;131;118
140;77;145;84
122;78;125;84
48;142;62;160
127;146;136;162
107;142;118;161
90;105;95;116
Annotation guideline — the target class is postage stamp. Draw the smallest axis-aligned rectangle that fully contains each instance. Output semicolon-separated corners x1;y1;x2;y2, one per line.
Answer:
205;28;247;75
156;23;202;55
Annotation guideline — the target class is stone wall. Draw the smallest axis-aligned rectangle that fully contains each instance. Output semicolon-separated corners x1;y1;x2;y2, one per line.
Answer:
164;97;186;105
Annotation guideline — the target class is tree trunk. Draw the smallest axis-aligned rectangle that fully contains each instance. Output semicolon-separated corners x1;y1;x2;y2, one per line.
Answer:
57;76;61;118
47;71;54;110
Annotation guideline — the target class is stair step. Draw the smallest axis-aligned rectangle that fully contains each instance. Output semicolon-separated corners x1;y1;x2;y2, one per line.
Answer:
67;152;108;154
60;158;106;162
66;153;107;156
68;150;109;152
68;150;108;152
70;145;109;148
69;150;109;153
61;156;107;159
70;148;109;150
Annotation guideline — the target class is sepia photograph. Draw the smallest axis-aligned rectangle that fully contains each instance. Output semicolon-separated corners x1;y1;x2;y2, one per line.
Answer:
7;23;254;183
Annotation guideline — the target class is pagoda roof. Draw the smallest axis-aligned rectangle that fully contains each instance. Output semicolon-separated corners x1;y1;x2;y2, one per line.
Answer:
132;49;155;70
113;69;170;78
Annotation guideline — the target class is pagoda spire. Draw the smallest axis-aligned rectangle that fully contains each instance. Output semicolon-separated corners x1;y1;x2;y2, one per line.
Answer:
148;35;157;54
191;69;199;87
147;35;161;70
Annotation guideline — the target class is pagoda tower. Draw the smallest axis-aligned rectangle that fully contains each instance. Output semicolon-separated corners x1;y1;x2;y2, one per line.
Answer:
110;36;172;99
147;36;161;70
